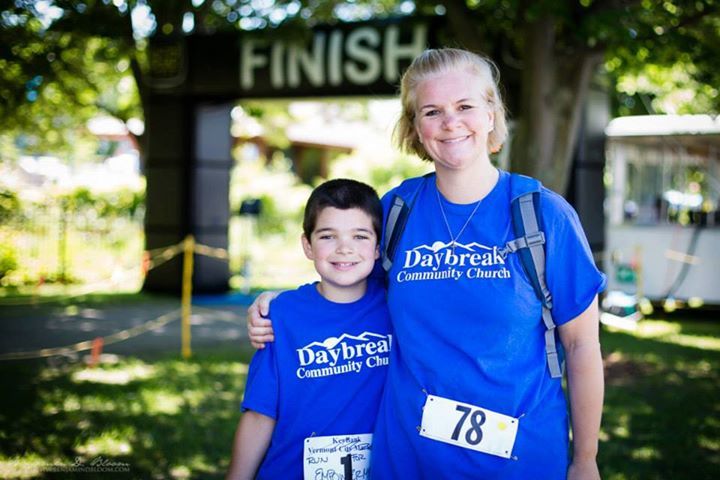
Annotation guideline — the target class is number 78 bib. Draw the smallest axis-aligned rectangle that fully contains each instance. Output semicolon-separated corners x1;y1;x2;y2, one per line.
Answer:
419;395;519;459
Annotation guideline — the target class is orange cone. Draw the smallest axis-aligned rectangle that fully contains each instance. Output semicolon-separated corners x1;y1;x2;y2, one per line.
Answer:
89;337;104;368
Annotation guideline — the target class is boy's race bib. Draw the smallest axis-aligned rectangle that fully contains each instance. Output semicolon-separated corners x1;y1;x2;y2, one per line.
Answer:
303;433;372;480
420;395;519;459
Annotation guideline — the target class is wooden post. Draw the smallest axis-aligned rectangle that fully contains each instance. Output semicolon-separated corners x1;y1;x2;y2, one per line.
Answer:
181;235;194;359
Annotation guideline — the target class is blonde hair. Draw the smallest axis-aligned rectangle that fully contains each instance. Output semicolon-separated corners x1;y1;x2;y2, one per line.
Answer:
394;48;509;161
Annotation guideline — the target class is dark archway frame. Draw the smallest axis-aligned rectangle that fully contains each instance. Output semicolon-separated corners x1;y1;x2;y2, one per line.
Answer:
143;17;443;292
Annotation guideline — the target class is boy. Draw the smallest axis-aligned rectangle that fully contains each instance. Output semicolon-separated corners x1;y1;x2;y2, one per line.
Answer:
226;179;392;480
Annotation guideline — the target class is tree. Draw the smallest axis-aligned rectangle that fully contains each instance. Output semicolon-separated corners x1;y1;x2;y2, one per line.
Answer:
433;0;720;192
2;0;718;192
0;1;140;154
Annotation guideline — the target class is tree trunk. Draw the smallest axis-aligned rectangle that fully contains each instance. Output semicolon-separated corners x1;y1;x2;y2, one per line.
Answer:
510;16;604;195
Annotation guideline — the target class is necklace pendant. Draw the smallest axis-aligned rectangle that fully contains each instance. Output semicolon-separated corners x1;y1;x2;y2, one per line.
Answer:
436;184;483;255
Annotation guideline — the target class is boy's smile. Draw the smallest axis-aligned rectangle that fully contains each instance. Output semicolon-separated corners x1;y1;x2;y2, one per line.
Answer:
302;207;379;303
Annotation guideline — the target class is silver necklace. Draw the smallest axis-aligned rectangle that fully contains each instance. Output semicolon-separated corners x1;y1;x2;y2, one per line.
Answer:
435;185;483;252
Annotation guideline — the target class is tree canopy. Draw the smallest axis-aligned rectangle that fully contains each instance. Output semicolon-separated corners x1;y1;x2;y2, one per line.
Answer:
433;0;719;190
2;0;718;190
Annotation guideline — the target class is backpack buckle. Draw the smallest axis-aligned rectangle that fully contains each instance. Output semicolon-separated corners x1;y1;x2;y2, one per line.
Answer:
525;231;545;247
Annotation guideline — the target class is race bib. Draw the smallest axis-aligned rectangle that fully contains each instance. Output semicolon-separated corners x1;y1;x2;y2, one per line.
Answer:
419;395;519;459
303;433;372;480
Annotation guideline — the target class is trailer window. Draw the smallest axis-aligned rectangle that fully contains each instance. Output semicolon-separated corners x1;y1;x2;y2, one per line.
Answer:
607;142;719;228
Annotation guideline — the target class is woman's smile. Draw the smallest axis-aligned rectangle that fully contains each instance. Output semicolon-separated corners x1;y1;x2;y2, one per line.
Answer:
414;69;494;171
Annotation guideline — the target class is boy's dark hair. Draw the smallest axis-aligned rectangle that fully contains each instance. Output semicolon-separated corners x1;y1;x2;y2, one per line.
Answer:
303;179;383;241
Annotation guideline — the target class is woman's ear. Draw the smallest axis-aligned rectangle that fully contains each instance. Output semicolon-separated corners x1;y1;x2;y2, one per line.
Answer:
301;234;314;260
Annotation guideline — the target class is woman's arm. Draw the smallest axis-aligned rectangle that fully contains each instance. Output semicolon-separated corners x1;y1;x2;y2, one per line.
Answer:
246;291;281;348
226;411;276;480
558;295;604;480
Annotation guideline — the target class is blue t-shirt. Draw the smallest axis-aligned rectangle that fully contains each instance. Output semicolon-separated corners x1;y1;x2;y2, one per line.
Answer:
242;280;392;479
371;170;606;479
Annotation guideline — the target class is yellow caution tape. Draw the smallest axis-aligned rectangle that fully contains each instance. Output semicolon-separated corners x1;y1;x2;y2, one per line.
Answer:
664;249;700;265
0;308;181;361
1;238;229;308
193;243;229;259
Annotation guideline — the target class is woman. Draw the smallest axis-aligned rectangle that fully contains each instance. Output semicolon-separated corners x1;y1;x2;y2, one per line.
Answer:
247;48;605;479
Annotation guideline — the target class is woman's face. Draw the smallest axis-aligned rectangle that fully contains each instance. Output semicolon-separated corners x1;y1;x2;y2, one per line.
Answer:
414;68;494;172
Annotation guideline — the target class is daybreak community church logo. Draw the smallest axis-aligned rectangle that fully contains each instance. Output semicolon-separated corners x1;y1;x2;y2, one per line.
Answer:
296;331;392;379
397;240;511;283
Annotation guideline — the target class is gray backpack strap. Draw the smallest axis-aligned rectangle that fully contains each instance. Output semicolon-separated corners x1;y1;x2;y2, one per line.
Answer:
506;173;563;379
517;193;563;379
382;196;407;272
499;231;546;255
381;174;432;273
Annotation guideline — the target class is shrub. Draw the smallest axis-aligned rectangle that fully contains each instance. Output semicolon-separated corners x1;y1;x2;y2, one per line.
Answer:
0;188;20;223
0;243;18;281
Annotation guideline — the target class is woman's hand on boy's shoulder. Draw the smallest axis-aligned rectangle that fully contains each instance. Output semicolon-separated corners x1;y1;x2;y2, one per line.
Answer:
247;291;280;349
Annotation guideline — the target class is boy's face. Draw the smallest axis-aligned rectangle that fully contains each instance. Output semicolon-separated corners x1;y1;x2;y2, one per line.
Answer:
302;207;379;301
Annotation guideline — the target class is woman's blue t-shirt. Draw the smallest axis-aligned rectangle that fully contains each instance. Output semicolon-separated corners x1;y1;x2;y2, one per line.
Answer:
371;170;606;479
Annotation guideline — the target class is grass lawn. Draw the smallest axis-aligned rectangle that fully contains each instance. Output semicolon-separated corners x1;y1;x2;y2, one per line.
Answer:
599;317;720;479
0;346;253;479
0;316;718;479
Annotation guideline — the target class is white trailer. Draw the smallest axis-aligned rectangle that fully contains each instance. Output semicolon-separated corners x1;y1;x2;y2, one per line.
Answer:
604;115;720;307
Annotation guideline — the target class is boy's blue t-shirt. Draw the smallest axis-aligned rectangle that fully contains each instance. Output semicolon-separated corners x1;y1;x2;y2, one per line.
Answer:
371;170;606;479
242;279;392;479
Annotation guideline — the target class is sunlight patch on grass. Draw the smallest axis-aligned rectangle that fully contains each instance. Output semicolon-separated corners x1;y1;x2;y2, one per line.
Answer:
167;362;202;376
617;320;720;351
170;465;191;479
205;362;249;376
72;363;156;385
78;395;120;413
678;359;714;378
77;419;92;430
0;455;48;479
41;401;60;416
180;389;207;409
663;371;683;385
214;391;239;403
699;435;720;451
667;334;720;351
605;474;627;480
38;366;70;382
141;389;184;415
62;394;82;413
631;446;661;460
168;454;219;479
187;453;217;472
604;320;674;338
75;429;134;456
42;391;119;415
611;413;631;438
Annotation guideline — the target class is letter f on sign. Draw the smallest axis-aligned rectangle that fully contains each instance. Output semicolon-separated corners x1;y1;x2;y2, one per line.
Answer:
241;39;267;89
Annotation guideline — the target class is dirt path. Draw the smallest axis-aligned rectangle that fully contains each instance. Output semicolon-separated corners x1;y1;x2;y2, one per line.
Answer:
0;295;249;359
